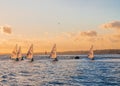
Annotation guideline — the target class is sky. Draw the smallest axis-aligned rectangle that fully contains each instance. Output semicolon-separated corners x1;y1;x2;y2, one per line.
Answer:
0;0;120;54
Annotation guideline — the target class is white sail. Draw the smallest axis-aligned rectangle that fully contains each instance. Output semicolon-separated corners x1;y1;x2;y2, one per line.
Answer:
50;44;57;59
88;45;94;59
17;46;22;59
26;44;33;59
11;44;18;59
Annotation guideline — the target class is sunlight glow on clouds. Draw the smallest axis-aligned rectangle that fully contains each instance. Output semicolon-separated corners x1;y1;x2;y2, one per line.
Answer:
101;21;120;30
0;0;120;53
80;31;97;37
63;30;97;41
1;20;120;54
0;25;12;34
100;20;120;42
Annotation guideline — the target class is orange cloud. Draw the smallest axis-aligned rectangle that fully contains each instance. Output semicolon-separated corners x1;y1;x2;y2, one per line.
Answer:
66;30;97;42
64;30;97;39
101;21;120;30
80;30;97;37
0;25;12;34
109;34;120;42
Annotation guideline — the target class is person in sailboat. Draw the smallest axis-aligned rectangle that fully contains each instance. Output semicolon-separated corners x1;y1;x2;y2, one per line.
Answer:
16;57;19;61
21;56;24;60
49;44;58;61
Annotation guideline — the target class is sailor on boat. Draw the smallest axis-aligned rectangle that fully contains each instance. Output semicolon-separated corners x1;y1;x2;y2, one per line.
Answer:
21;56;24;60
49;44;58;61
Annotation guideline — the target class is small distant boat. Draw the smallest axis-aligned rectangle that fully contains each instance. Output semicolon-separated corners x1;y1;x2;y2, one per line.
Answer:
74;56;79;59
49;44;58;61
88;45;94;60
26;44;34;62
10;44;19;61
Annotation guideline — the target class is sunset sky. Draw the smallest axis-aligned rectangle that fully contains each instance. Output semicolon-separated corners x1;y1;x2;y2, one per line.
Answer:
0;0;120;54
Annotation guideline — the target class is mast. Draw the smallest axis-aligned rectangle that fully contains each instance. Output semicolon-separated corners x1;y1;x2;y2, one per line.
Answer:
17;46;22;59
11;44;18;59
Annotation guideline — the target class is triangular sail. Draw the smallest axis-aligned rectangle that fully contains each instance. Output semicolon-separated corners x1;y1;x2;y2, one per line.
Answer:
26;44;33;59
50;44;57;59
11;44;18;59
88;45;94;59
17;46;22;58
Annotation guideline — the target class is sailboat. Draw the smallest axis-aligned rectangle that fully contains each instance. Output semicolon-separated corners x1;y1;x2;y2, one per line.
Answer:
49;44;58;61
17;46;23;60
10;44;19;61
88;45;94;60
26;44;34;62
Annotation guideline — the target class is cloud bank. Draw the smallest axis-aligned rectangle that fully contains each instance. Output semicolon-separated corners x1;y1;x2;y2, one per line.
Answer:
80;30;97;37
62;30;97;43
101;21;120;30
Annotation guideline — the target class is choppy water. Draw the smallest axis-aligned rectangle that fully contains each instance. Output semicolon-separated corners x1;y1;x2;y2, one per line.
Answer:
0;55;120;86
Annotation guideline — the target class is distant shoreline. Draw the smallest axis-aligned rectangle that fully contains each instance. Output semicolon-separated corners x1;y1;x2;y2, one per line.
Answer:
1;49;120;55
